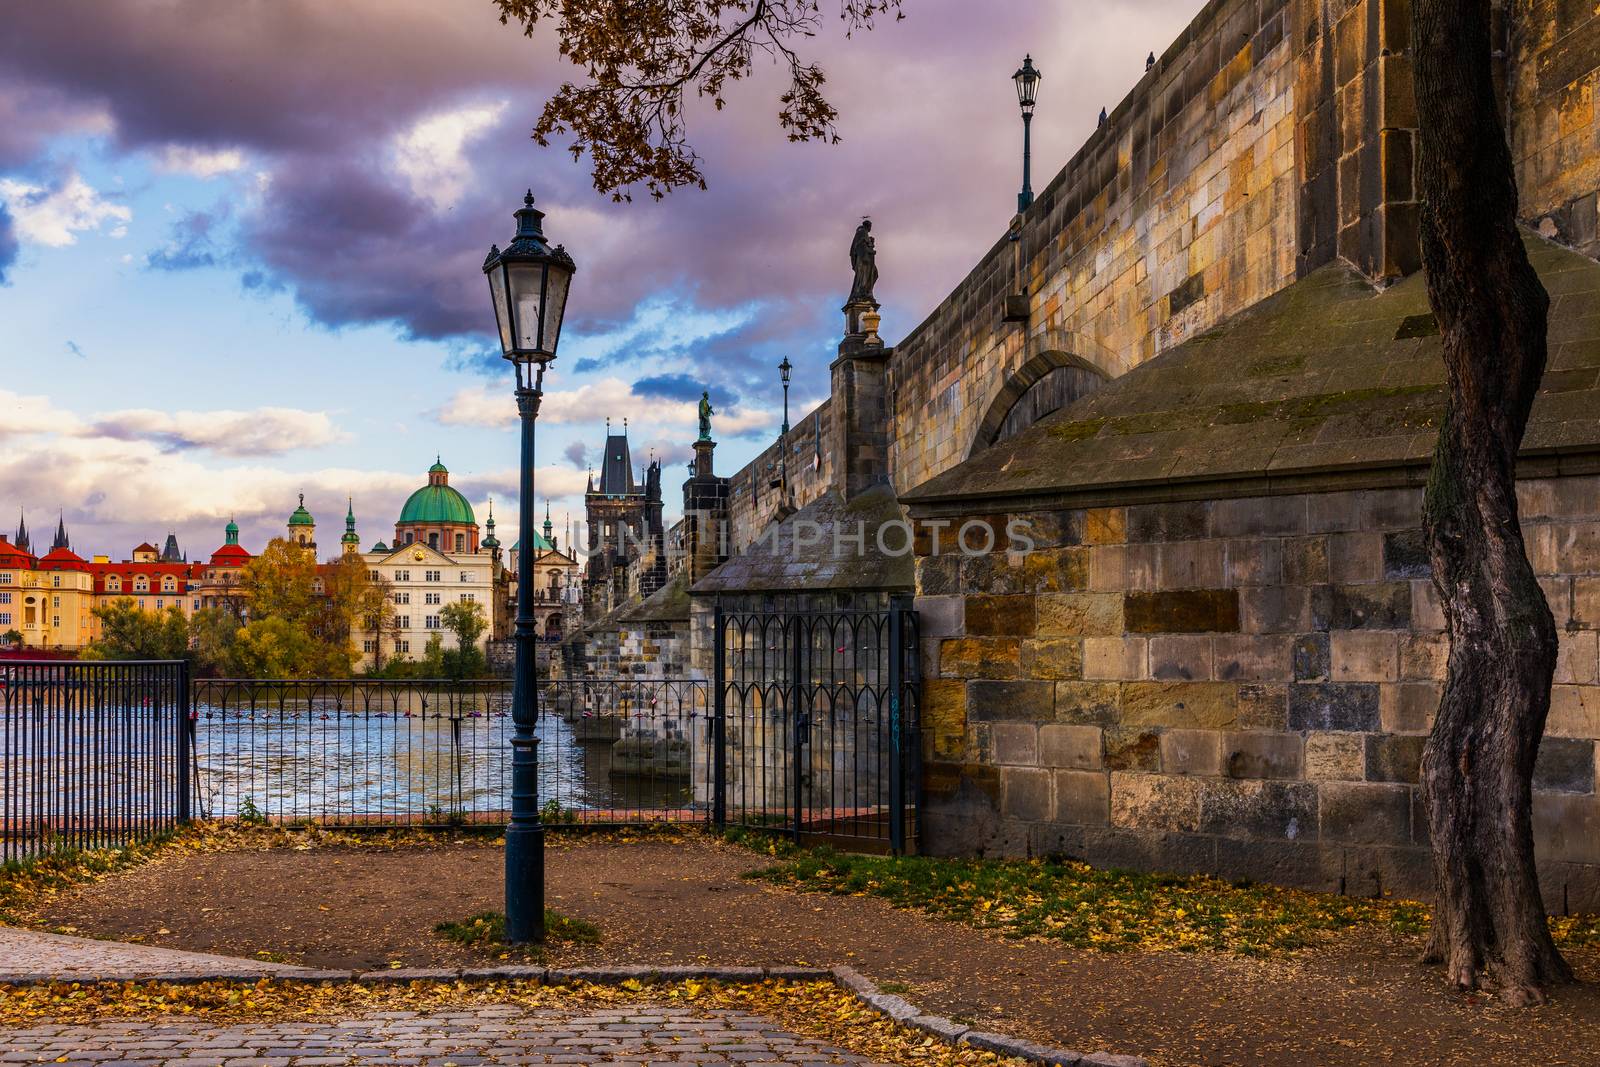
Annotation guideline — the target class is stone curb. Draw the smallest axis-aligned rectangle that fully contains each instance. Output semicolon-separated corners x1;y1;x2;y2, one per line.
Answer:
828;965;1146;1067
0;961;1145;1066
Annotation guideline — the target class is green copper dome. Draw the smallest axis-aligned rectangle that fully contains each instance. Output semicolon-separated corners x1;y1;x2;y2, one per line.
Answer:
397;484;475;525
288;494;314;526
397;459;475;528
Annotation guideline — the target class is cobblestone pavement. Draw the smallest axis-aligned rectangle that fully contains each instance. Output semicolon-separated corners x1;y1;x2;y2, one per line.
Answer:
0;1004;903;1065
0;926;315;982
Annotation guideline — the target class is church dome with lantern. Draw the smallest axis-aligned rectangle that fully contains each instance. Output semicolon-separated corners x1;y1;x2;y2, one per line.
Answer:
394;458;479;555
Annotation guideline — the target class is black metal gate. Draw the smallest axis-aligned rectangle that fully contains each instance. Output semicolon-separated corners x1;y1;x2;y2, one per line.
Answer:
712;597;919;853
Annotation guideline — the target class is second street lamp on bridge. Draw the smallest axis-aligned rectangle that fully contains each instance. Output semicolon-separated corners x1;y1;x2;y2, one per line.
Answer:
1013;54;1041;212
483;189;576;944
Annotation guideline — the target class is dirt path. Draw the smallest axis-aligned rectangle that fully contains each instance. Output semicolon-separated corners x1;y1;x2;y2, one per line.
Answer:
35;835;1600;1067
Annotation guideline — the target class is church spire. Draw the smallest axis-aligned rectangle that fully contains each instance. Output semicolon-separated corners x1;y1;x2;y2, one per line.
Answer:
483;497;500;551
14;510;29;554
341;497;360;551
51;512;69;552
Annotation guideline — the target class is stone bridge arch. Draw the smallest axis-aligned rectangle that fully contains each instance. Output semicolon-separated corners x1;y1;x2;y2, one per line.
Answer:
966;334;1119;459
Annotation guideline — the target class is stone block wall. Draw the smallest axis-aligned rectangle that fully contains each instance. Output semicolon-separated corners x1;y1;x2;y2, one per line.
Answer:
1513;0;1600;259
916;475;1600;908
615;621;691;678
725;398;835;553
570;620;690;678
1293;0;1420;281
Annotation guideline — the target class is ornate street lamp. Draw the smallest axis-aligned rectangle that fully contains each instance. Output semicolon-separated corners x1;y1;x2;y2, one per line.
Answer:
1013;55;1042;212
778;357;792;435
483;190;575;944
777;357;793;497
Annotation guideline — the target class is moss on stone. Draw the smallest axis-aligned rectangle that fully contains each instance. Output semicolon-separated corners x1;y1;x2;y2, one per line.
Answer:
1047;418;1106;442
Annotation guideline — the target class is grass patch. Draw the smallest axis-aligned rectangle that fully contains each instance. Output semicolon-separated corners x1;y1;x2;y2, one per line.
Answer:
747;848;1441;956
716;825;804;859
748;849;1600;956
434;910;600;959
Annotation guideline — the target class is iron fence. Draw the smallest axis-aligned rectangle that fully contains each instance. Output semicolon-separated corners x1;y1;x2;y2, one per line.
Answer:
190;677;708;827
1;659;190;864
712;597;920;852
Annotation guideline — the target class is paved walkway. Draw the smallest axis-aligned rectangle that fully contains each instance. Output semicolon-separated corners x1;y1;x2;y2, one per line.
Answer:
0;926;317;982
0;1005;899;1065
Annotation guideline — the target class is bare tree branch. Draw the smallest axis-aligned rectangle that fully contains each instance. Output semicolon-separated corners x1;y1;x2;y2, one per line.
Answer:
493;0;902;200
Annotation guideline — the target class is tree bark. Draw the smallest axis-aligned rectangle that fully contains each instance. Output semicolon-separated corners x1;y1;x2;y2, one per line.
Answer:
1414;0;1571;1004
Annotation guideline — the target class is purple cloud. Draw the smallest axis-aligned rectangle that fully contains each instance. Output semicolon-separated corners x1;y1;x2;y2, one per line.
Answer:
0;0;1201;415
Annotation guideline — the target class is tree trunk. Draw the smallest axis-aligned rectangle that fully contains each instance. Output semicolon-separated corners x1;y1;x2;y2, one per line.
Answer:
1414;0;1571;1004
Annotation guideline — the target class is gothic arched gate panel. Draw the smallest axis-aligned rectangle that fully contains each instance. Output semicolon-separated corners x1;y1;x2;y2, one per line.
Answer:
711;598;919;853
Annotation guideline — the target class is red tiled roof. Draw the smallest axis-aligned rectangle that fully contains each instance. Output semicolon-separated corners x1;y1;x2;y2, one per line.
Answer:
209;544;252;565
91;561;197;595
37;547;88;570
0;546;34;568
132;542;159;554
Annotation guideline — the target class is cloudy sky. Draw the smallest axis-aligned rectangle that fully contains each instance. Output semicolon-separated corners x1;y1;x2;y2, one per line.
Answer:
0;0;1194;559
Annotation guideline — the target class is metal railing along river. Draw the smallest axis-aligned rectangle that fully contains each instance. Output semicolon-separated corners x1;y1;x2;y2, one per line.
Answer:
189;677;709;827
1;659;190;863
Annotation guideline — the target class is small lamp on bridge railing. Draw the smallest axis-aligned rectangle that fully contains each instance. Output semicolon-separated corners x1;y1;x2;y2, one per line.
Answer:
1013;54;1041;213
483;189;576;945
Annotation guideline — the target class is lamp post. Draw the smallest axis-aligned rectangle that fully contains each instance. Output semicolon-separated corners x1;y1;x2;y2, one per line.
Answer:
1013;55;1042;212
779;357;792;435
778;357;793;497
483;190;576;944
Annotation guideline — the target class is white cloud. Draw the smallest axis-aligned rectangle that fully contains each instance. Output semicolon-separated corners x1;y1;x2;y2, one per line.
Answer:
84;407;345;456
0;173;131;247
0;389;80;438
0;390;603;558
0;391;341;458
434;376;775;438
153;145;247;178
392;101;507;211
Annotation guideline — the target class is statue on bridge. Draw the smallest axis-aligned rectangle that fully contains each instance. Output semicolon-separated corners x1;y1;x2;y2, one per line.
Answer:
698;390;714;441
848;218;877;305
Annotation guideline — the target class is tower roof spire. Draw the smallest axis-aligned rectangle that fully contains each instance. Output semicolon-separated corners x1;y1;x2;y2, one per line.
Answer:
341;496;360;546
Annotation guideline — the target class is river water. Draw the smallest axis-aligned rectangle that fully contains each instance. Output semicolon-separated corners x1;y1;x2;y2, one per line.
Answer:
188;700;701;823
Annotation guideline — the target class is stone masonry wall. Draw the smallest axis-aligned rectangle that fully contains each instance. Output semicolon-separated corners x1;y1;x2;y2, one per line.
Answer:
916;475;1600;908
1513;0;1600;259
725;398;835;553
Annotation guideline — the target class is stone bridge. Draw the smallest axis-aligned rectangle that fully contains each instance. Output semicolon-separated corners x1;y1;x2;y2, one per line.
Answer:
718;0;1597;548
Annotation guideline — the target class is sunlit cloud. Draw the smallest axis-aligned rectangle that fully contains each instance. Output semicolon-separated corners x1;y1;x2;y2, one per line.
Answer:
153;144;247;178
84;407;346;457
435;375;775;438
0;172;130;246
392;101;507;211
